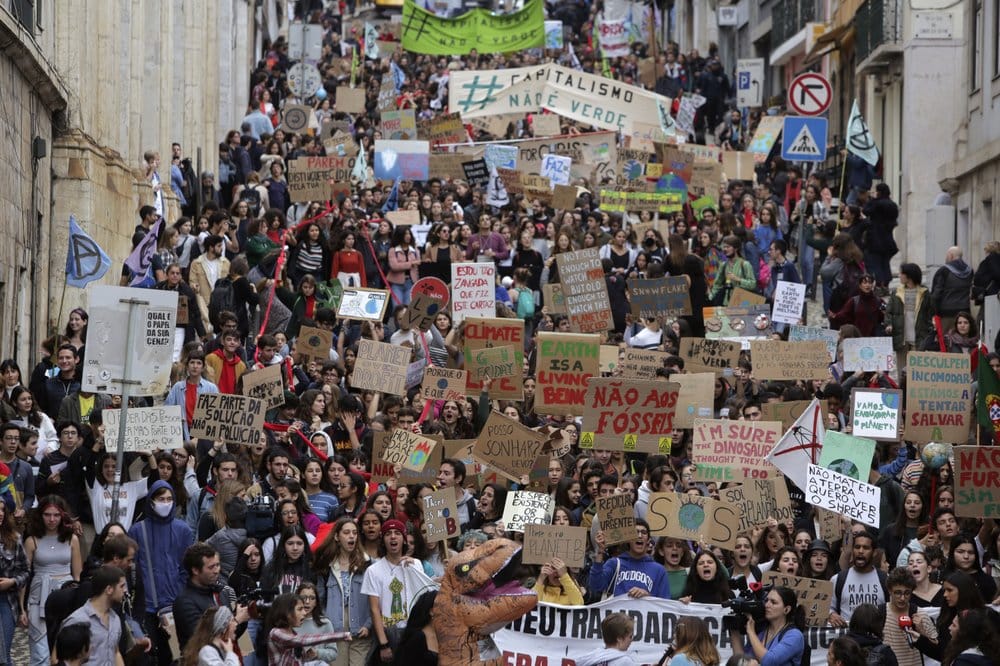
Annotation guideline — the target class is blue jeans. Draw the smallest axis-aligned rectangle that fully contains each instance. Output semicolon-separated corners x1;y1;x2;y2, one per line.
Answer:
243;618;262;666
0;600;14;666
391;279;412;306
799;245;815;290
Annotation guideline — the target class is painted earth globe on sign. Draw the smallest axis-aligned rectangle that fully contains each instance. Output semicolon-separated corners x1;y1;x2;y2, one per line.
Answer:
920;442;953;470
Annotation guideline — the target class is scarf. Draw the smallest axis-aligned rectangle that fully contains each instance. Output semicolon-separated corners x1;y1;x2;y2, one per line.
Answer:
214;349;242;394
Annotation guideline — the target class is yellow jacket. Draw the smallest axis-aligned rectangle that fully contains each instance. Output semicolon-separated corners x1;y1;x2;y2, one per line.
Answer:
533;573;585;605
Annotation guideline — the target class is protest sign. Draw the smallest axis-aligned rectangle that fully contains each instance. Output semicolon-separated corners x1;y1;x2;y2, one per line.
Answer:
955;446;1000;517
336;86;366;114
422;488;460;542
692;419;782;481
405;359;426;391
677;338;741;376
817;431;876;482
672;373;715;428
789;325;840;362
532;113;561;136
749;115;784;160
849;389;902;440
645;492;739;550
351;339;411;396
542;283;567;314
372;432;445;485
430;152;480;181
474;411;547;482
451;262;496;323
462;318;524;400
629;277;691;319
771;281;807;325
287;158;343;202
761;399;830;432
241;364;285;409
817;507;843;544
501;491;555;532
557;249;613;333
540;154;572;186
552;184;578;210
598;189;684;214
425;112;467;146
534;333;600;415
750;340;830;380
599;345;619;374
421;367;468;402
581;378;679;453
721;151;755;181
190;394;266;445
461;159;490;188
103;406;184;453
765;398;826;492
806;464;881;527
380;109;418;139
618;347;671;380
374;140;430;181
296;325;333;365
689;161;723;198
468;345;520;385
762;572;834;626
719;478;794;534
596;493;637;544
382;427;438;472
904;351;971;443
337;287;390;321
729;287;766;307
523;525;588;568
703;305;774;341
842;337;895;372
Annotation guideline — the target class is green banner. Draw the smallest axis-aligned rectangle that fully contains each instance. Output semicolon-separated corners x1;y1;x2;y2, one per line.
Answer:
401;0;544;55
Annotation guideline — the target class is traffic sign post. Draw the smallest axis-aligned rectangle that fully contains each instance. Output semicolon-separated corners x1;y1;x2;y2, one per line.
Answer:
781;116;828;162
736;58;765;108
788;72;831;116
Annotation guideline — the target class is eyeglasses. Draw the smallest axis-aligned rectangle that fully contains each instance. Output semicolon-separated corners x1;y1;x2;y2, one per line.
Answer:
891;589;912;597
281;510;299;517
299;594;317;601
3;435;20;442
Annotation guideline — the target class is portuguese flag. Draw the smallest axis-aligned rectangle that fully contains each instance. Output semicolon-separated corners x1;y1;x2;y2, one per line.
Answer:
976;345;1000;442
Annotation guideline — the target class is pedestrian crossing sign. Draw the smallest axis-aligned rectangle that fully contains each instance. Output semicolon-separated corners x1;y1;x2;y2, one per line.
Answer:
781;116;828;162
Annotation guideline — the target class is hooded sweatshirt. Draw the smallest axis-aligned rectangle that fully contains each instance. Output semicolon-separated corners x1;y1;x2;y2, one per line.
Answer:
128;479;195;613
575;647;638;666
588;552;671;599
931;259;973;316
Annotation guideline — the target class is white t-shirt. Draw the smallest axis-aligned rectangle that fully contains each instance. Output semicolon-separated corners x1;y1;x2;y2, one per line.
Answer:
88;478;149;533
832;567;885;620
361;558;434;629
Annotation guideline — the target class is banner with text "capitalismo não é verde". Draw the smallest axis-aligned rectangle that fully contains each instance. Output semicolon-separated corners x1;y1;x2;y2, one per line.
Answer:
401;0;544;55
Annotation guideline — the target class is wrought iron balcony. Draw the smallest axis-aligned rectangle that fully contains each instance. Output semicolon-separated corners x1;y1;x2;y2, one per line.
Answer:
772;0;818;47
855;0;902;64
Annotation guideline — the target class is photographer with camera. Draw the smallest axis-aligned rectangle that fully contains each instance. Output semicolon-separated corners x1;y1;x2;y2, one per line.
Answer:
744;586;807;666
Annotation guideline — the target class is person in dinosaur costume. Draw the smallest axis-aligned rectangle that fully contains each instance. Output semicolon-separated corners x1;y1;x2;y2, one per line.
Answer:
432;537;538;666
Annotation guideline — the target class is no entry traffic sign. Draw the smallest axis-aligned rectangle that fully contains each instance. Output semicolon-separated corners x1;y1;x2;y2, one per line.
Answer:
788;72;831;116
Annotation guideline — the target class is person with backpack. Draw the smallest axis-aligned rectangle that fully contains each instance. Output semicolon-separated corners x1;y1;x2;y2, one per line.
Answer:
845;603;898;666
821;233;865;316
510;267;536;323
829;531;889;627
155;263;206;345
828;274;885;337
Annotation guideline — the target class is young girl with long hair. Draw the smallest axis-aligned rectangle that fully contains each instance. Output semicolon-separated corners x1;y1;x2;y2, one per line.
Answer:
181;605;240;666
295;582;340;664
8;386;57;459
314;517;371;665
266;592;351;666
261;525;316;596
0;500;26;665
669;616;721;666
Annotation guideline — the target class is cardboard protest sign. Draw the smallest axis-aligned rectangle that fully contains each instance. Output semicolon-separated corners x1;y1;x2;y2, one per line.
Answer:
806;464;881;527
474;411;547;483
426;112;467;146
771;281;806;325
762;572;834;626
382;427;439;472
501;491;555;532
618;348;671;380
645;491;739;550
380;109;417;139
241;364;285;409
761;399;830;432
703;305;774;341
462;318;524;400
581;378;679;453
817;431;876;482
468;345;520;384
842;337;895;372
534;333;600;415
692;419;782;482
190;394;266;445
672;373;715;428
540;154;572;186
532;113;561;137
542;283;567;314
523;525;588;568
719;478;794;534
750;340;830;380
297;325;333;365
678;338;741;376
421;367;468;402
689;161;723;198
336;86;366;113
451;262;496;323
849;388;902;440
423;488;460;542
789;325;840;362
629;277;691;319
599;345;619;374
816;507;843;544
337;287;390;321
372;432;445;485
287;158;332;202
552;184;577;210
721;151;756;181
728;287;766;307
351;339;411;396
557;249;613;333
955;446;1000;517
596;493;637;545
103;406;184;452
904;351;971;444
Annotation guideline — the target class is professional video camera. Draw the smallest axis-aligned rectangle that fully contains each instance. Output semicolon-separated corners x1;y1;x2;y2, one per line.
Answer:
238;584;279;620
722;579;772;630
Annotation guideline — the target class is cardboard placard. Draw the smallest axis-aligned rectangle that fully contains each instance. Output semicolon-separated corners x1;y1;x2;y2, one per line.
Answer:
806;464;881;527
241;364;285;409
580;378;679;453
190;394;267;445
842;337;895;372
817;430;877;482
382;427;439;472
421;367;468;402
380;109;417;139
689;161;723;198
552;184;578;210
474;411;547;483
762;572;834;627
750;340;830;380
618;348;671;379
523;525;588;568
176;295;189;326
677;338;741;376
849;389;901;442
501;491;555;533
372;432;445;485
596;493;637;545
426;112;467;146
542;283;567;314
771;280;807;325
557;249;613;333
384;210;421;226
103;406;184;452
287;158;333;203
462;318;524;400
629;277;692;319
729;287;766;307
532;114;562;137
816;507;843;544
297;326;333;365
451;262;496;323
534;333;601;415
337;287;391;322
645;491;739;550
789;325;840;362
904;351;971;444
672;373;715;428
761;399;830;432
719;478;794;534
351;339;411;396
468;345;520;384
955;446;1000;517
423;488;460;542
406;359;426;391
599;345;619;374
692;419;783;481
336;86;366;114
721;151;756;182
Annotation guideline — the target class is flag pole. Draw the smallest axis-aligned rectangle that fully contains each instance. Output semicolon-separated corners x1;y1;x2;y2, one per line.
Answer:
55;280;69;336
837;147;848;228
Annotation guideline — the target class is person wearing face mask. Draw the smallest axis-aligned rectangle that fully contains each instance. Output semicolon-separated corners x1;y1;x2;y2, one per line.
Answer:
128;480;194;666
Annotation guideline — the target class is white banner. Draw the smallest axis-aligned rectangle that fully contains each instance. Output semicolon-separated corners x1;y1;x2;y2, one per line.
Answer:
494;596;846;666
597;18;630;58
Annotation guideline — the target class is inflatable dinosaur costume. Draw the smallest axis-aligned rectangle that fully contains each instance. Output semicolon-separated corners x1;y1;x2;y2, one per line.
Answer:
432;538;537;666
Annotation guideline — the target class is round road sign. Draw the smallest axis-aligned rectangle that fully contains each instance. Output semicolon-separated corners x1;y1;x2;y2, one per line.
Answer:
788;72;832;116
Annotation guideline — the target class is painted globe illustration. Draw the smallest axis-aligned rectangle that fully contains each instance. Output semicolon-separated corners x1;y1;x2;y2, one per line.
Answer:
921;442;953;470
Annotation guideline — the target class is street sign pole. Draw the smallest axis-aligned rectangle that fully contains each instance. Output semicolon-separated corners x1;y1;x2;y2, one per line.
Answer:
109;297;145;521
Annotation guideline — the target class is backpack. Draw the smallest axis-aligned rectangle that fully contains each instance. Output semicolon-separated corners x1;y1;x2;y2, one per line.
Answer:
757;258;771;293
863;643;896;666
208;277;236;330
833;568;889;614
515;287;535;320
831;263;864;313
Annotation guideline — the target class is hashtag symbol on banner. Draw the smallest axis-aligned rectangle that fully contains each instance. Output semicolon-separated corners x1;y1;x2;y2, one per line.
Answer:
457;76;505;113
402;7;431;44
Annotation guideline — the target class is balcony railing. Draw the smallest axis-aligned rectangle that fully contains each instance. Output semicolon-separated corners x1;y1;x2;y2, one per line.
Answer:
772;0;818;47
855;0;902;63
